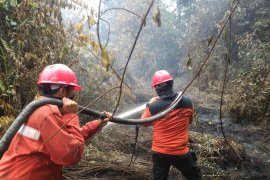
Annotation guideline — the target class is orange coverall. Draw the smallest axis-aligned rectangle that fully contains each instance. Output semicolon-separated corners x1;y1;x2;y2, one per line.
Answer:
0;97;101;180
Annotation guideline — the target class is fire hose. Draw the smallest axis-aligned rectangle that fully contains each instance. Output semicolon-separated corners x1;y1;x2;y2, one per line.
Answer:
0;93;182;159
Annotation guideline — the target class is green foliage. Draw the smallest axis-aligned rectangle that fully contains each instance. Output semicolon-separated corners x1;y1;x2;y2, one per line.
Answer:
101;49;112;71
0;0;18;10
186;52;192;70
0;98;15;135
185;0;270;125
225;0;270;124
59;44;69;60
0;80;5;92
228;39;270;124
0;0;77;111
152;7;161;27
0;0;117;121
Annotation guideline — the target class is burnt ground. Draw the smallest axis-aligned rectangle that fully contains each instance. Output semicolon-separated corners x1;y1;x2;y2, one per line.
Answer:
190;88;270;179
193;107;270;179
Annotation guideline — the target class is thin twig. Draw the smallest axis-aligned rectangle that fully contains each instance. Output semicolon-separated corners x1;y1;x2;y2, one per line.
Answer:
40;86;119;146
128;125;141;166
219;0;243;161
99;18;110;49
97;0;103;50
101;8;143;19
109;64;132;91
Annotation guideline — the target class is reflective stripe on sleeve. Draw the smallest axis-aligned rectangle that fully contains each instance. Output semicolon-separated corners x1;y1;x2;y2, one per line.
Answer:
18;124;40;141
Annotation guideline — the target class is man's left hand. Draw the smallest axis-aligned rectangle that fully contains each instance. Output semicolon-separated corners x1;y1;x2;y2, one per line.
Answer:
98;112;112;127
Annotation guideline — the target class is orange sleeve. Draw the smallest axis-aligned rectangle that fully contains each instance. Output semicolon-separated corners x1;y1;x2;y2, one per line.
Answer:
189;104;195;123
61;115;101;141
80;120;100;140
39;113;84;166
141;107;153;127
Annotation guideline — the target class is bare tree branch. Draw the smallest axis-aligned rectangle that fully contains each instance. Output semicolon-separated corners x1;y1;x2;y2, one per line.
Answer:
100;18;110;49
109;64;132;91
219;0;243;161
112;0;156;115
97;0;103;50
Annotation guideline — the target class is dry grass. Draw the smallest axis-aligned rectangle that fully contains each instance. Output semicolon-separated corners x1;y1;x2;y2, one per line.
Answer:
63;124;256;180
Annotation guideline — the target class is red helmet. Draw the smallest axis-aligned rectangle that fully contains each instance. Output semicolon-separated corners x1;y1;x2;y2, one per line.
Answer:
151;70;173;88
37;64;81;91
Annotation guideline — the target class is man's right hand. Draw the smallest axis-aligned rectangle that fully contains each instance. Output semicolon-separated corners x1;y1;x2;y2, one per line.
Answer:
61;97;79;114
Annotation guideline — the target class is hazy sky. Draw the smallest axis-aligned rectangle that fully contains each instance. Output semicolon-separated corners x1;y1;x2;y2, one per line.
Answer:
62;0;177;25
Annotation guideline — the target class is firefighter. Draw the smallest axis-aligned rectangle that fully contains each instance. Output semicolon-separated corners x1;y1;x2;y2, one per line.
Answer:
141;70;203;180
0;64;112;179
